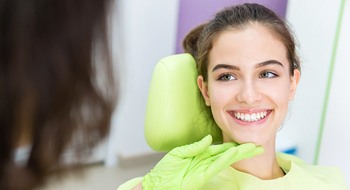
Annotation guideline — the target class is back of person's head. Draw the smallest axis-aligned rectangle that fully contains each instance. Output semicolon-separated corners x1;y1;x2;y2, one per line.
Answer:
0;0;116;189
183;3;300;81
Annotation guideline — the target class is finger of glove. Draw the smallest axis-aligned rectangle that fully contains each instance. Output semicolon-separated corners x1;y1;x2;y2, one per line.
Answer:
205;142;237;156
204;147;242;180
231;143;264;162
170;135;213;158
205;144;263;178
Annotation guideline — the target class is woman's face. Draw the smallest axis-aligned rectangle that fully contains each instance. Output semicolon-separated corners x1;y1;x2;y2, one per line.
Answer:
198;24;300;146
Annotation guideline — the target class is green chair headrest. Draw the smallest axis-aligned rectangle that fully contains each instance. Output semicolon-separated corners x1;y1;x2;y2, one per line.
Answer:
145;53;222;152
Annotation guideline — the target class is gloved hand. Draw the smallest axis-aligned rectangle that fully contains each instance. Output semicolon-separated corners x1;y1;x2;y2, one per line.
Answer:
142;135;263;190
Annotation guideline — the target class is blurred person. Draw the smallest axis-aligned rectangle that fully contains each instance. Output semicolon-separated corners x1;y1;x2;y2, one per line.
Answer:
0;0;116;189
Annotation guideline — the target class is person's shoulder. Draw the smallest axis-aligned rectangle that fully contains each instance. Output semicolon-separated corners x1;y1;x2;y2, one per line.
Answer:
277;152;305;165
278;153;348;190
299;163;346;188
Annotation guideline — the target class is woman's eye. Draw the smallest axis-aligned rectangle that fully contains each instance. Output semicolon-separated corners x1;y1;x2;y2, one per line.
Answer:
260;71;277;78
218;74;236;81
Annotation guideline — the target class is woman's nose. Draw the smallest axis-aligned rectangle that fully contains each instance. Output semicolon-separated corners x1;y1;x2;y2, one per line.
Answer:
236;80;262;105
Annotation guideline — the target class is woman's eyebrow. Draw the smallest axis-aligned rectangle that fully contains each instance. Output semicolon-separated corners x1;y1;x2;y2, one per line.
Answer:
212;60;283;72
256;60;284;68
212;64;239;72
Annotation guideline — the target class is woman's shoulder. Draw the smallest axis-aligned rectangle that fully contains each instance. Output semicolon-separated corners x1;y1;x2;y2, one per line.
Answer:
278;153;348;189
277;152;342;174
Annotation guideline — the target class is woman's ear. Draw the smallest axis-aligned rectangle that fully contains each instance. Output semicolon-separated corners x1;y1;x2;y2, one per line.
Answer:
289;69;301;100
197;75;211;106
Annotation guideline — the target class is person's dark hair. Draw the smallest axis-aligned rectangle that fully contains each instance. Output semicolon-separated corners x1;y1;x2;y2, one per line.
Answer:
183;3;300;81
0;0;116;189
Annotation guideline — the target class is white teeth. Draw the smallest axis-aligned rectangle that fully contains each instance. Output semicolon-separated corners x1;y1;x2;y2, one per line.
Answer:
245;114;250;121
241;113;245;120
251;113;257;121
234;111;268;122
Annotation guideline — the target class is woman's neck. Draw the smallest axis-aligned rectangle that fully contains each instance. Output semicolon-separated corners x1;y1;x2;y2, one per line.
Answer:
231;142;285;180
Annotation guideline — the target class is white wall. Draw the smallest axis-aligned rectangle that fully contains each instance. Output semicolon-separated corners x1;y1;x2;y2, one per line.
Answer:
281;0;341;164
285;0;350;184
106;0;179;166
318;1;350;183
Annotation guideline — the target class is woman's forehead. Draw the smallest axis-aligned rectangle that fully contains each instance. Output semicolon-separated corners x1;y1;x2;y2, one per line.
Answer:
208;24;288;68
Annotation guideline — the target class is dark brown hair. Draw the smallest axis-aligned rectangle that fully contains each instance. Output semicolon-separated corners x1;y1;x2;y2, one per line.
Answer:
0;0;116;189
183;3;300;81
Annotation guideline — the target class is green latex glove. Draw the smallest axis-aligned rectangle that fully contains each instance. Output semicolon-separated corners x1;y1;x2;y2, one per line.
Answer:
142;135;264;190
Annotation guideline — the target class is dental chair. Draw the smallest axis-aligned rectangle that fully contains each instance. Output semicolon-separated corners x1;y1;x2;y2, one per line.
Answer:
144;53;222;152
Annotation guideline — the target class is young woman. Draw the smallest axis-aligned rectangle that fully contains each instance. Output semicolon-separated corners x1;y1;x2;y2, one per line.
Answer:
119;3;347;190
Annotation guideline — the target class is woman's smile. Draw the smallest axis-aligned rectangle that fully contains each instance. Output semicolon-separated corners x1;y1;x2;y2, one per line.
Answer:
228;109;272;125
